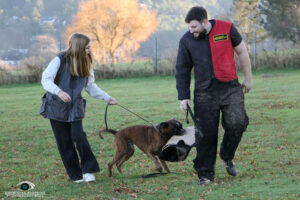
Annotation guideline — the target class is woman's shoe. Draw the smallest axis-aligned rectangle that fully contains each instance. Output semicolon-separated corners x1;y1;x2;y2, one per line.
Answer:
74;179;84;183
83;173;95;182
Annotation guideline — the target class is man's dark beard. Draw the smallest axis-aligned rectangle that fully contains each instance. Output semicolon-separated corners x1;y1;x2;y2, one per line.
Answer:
194;29;207;39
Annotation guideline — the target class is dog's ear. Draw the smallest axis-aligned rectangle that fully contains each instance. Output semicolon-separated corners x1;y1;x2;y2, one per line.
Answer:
158;122;169;132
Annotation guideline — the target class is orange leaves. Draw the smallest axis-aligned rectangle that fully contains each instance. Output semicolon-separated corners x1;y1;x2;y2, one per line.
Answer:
22;34;58;67
64;0;158;64
29;35;58;57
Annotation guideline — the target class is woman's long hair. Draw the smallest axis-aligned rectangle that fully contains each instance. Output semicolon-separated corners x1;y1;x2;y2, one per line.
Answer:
63;33;93;77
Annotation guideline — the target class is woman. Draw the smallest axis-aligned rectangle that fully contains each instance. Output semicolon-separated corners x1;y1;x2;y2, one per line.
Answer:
41;32;118;183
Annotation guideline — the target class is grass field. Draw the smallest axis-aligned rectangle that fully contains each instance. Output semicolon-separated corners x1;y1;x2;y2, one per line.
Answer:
0;69;299;199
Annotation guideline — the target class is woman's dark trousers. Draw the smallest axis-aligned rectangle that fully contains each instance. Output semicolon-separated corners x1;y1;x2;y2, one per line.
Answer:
50;119;100;181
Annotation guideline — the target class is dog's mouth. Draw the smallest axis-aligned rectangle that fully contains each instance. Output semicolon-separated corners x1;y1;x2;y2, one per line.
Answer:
174;128;185;136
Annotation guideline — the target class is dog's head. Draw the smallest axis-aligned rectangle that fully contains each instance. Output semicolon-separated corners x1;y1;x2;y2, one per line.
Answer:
157;119;185;138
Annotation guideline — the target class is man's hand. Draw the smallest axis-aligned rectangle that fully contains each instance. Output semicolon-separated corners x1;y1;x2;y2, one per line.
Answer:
242;78;253;93
234;41;252;94
108;97;118;105
58;90;71;103
179;99;191;112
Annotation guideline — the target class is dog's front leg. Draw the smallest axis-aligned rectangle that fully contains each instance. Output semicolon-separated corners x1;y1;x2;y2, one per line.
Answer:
159;159;171;173
146;152;163;173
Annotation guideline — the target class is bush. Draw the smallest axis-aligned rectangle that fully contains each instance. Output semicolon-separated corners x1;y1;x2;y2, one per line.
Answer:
0;59;176;85
0;64;43;85
1;47;299;85
93;59;175;79
251;48;300;70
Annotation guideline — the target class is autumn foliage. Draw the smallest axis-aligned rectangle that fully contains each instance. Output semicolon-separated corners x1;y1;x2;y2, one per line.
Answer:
29;35;58;59
64;0;158;64
23;35;58;68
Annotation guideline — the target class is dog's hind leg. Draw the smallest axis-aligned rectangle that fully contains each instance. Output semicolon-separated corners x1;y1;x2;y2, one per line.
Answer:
146;152;163;173
108;151;126;177
116;145;134;174
159;159;171;173
108;138;130;177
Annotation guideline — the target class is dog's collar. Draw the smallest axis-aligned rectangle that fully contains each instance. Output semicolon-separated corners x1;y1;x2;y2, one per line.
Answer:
154;125;169;140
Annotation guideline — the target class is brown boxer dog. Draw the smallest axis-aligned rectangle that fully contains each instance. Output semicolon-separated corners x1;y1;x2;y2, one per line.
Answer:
99;119;185;177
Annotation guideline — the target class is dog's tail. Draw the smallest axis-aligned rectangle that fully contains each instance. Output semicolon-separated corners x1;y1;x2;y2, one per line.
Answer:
98;128;117;139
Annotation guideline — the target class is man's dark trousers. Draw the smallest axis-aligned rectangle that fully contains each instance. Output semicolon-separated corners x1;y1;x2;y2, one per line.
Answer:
193;78;249;179
50;119;100;181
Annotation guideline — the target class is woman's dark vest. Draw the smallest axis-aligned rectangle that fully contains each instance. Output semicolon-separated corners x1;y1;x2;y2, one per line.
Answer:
40;53;87;122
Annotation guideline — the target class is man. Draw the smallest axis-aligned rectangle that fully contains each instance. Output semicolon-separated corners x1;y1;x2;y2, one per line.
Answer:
175;6;252;185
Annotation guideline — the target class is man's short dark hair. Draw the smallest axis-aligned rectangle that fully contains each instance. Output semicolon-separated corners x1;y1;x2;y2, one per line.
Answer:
185;6;208;23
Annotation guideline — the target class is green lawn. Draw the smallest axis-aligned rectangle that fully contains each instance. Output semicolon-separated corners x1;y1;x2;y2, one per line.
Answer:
0;69;299;199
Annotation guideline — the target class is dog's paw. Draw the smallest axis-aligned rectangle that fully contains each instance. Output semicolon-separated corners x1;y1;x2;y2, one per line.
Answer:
156;167;163;173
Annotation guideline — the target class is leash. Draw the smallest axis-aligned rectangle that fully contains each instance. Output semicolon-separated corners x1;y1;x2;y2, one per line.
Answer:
104;103;158;131
186;104;204;138
141;172;175;179
104;103;109;130
117;104;157;128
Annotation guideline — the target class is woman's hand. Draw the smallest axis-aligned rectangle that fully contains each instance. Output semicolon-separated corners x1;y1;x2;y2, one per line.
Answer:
108;97;118;105
58;90;71;103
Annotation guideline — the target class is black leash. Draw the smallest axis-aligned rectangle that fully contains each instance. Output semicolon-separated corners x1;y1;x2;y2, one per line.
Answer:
141;172;175;179
104;103;109;130
186;104;204;138
104;103;158;131
117;104;157;128
185;104;194;125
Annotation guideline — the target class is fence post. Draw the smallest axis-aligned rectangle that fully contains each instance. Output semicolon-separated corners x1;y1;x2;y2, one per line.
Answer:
59;39;62;51
253;30;257;69
153;36;157;73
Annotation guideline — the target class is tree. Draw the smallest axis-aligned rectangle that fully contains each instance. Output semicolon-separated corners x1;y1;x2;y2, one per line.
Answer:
137;0;228;60
42;0;81;49
23;35;58;67
0;0;81;50
29;35;58;58
231;0;268;51
260;0;300;44
0;0;43;49
64;0;158;64
140;0;226;31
